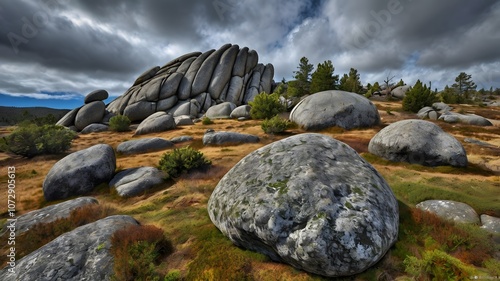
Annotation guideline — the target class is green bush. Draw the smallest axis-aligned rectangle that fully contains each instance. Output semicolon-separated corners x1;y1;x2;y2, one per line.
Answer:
402;80;438;113
202;117;214;125
404;249;477;280
2;124;76;157
249;92;285;120
109;115;131;132
111;224;173;281
158;146;211;179
261;116;288;134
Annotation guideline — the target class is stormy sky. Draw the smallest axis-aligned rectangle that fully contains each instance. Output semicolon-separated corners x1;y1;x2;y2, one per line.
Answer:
1;0;499;108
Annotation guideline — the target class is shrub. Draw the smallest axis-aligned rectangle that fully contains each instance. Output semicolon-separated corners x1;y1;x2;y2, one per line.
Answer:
109;115;131;132
261;116;288;134
158;146;211;179
404;250;477;280
249;92;284;120
2;123;76;157
402;80;438;113
202;117;214;125
111;224;173;281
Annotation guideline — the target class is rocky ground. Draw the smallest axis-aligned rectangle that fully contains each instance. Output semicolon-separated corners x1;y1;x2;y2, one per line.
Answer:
0;100;499;280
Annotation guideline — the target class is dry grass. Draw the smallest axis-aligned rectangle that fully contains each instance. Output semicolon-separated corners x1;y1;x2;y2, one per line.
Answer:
1;102;499;279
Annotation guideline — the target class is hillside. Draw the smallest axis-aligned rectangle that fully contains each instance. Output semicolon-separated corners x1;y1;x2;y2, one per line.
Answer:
0;100;499;280
0;106;70;126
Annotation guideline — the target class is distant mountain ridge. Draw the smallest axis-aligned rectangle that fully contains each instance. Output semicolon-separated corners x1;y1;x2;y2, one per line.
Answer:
0;106;69;126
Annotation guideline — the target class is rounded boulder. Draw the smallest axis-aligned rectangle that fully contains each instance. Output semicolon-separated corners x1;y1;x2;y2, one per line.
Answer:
75;101;106;131
368;120;467;167
290;90;380;130
208;133;399;277
42;144;116;201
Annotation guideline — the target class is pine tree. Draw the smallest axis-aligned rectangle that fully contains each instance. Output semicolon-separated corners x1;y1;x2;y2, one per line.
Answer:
339;68;362;93
288;57;314;97
310;60;338;93
402;80;437;112
452;72;476;99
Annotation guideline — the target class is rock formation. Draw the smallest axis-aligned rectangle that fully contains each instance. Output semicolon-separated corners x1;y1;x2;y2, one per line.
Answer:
0;216;139;281
290;90;380;130
416;200;480;224
208;133;399;277
57;44;274;131
368;120;468;167
109;167;164;197
42;144;116;201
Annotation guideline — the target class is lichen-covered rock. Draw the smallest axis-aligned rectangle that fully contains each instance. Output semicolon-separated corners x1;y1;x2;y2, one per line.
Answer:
203;130;259;145
416;200;480;224
75;101;106;131
135;112;175;135
42;144;116;201
0;216;139;281
368;120;468;167
109;167;164;197
290;90;380;130
117;137;174;155
0;197;98;236
208;133;399;277
480;214;500;234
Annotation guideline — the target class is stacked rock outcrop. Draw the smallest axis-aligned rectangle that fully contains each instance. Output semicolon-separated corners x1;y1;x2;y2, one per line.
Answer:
57;44;274;131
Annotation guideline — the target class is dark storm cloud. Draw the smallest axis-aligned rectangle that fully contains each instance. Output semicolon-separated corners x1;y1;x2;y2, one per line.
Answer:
0;0;499;104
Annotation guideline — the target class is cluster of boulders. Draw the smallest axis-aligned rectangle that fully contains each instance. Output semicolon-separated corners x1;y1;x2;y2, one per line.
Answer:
42;144;165;199
418;102;492;126
208;133;399;277
368;120;468;167
56;44;274;132
416;200;500;234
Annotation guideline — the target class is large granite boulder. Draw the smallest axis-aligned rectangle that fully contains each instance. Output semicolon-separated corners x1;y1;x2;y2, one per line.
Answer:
117;138;174;155
135;112;176;135
208;133;399;277
84;89;109;104
290;90;380;130
56;108;80;127
74;101;106;131
368;120;467;167
230;105;251;119
416;200;480;224
391;85;410;99
0;216;139;281
110;167;164;197
0;197;98;236
205;102;236;119
203;130;259;145
42;144;116;201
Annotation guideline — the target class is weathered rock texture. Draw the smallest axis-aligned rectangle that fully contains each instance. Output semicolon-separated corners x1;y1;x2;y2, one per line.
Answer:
290;90;380;130
0;216;139;281
116;138;174;155
208;133;399;277
57;44;274;131
109;167;164;197
0;197;98;236
43;144;116;201
203;130;259;145
416;200;480;224
368;120;468;167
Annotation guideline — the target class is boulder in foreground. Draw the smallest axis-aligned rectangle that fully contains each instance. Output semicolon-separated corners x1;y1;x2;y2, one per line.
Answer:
208;133;399;277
